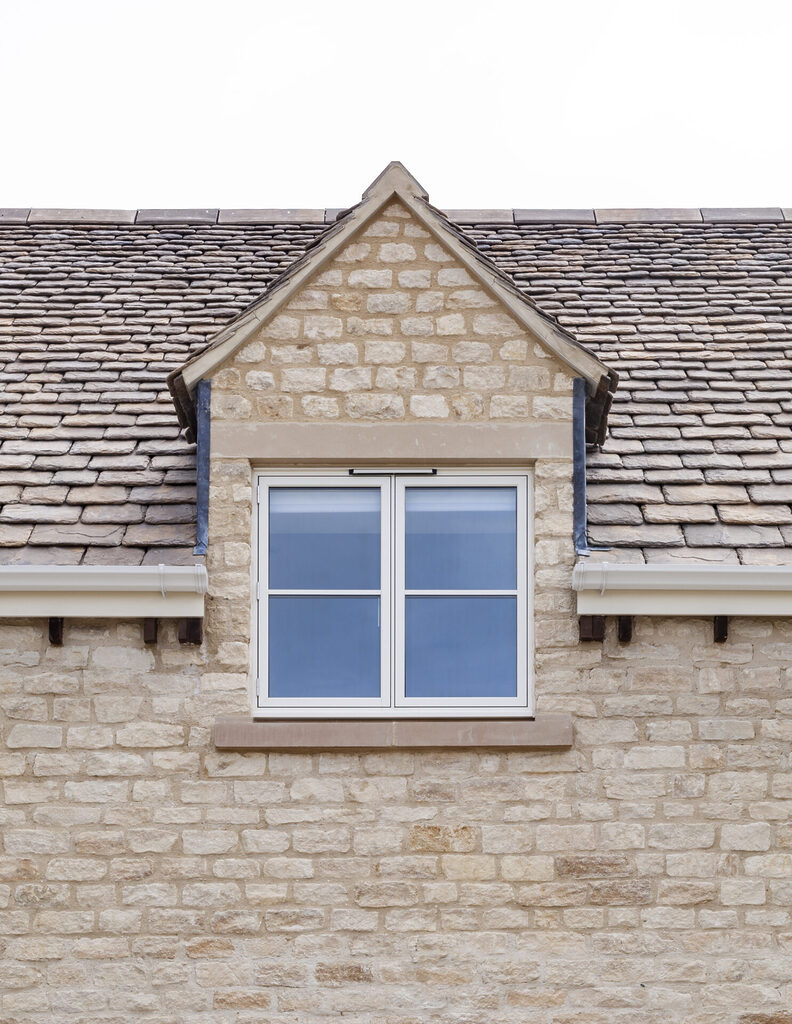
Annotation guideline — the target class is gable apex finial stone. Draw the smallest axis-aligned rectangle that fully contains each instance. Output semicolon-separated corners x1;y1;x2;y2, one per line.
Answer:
361;161;429;202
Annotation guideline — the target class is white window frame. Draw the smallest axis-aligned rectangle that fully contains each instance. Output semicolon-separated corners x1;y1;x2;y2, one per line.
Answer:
254;468;534;719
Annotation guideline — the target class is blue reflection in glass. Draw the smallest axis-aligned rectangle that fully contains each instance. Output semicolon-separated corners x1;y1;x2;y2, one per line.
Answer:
269;488;380;590
269;596;380;698
405;487;517;591
405;596;517;698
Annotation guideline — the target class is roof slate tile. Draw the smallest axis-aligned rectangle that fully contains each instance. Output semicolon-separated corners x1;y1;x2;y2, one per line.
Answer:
2;216;792;563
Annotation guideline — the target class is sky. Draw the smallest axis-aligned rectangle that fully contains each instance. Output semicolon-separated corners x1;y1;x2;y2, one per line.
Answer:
1;0;789;210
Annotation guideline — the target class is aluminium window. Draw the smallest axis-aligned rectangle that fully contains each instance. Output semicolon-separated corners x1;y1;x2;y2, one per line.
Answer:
255;470;532;718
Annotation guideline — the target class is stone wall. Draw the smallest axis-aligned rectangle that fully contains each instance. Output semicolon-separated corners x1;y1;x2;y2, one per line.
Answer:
2;197;792;1023
2;615;792;1021
209;200;574;426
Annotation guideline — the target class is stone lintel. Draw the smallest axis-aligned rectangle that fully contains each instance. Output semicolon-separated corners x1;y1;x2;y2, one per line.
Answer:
211;421;572;463
213;714;573;750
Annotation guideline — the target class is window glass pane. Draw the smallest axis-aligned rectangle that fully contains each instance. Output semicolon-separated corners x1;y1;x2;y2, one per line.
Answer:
269;487;380;590
405;596;517;699
269;596;381;699
405;487;517;591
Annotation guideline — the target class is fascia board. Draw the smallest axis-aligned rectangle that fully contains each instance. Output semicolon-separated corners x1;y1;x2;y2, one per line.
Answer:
0;564;207;618
573;562;792;615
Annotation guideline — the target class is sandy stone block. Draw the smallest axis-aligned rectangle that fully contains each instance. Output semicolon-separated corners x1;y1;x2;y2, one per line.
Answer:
235;341;267;363
330;291;362;312
451;341;491;363
336;243;371;262
412;341;448;362
415;291;444;313
364;340;406;364
362;218;400;237
213;367;241;388
410;395;449;418
451;393;485;419
533;395;573;420
379;243;415;262
331;908;379;930
346;315;393;336
367;292;410;313
509;365;552;390
256;395;294;419
330;367;372;392
345;394;404;419
115;721;184;748
398;269;431;288
400;316;434;336
304;315;342;341
463;366;506;390
447;288;496;309
491;395;531;417
348;269;392;288
437;314;466;336
699;718;755;740
293;827;350;853
499;338;529;360
423;365;459;388
7;724;62;748
270;344;313;365
720;823;772;852
409;825;477;853
640;907;694;928
281;368;327;393
648;824;716;849
315;269;342;285
211;393;251;419
355;882;419;907
473;312;518;336
182;830;239;854
244;371;275;391
624;746;685;769
375;366;416;390
720;878;766;905
262;315;300;340
535;825;597;851
301;396;339;418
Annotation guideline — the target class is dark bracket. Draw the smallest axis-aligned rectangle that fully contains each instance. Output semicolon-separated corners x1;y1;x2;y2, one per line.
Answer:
178;618;203;645
579;615;605;642
143;618;159;645
617;616;633;644
48;617;64;646
714;616;728;644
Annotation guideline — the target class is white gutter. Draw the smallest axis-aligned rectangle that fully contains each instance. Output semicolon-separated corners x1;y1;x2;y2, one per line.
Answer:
573;562;792;616
0;564;208;618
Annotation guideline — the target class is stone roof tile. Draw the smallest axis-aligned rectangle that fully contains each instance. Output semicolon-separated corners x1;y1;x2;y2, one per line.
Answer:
2;216;792;562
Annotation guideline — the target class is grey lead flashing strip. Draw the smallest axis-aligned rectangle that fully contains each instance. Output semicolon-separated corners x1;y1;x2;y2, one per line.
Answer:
193;380;211;557
573;378;589;556
2;207;790;225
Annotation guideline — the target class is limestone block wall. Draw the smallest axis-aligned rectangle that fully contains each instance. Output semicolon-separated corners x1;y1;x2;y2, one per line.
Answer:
2;613;792;1021
2;198;792;1022
209;200;574;426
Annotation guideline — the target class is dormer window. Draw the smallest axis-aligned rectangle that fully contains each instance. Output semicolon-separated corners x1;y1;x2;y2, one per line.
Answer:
255;470;532;717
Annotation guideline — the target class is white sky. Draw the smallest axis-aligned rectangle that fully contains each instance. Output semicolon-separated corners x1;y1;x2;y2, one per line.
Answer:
1;0;790;210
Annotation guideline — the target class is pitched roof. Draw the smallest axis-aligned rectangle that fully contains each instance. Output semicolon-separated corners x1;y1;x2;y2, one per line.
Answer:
1;202;792;565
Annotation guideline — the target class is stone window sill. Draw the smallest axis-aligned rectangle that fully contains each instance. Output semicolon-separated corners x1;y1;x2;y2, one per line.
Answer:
212;714;573;751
